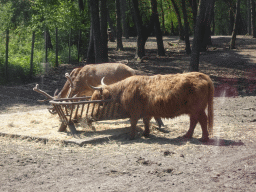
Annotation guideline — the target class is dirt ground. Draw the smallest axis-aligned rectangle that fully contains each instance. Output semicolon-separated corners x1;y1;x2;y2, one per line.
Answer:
0;36;256;191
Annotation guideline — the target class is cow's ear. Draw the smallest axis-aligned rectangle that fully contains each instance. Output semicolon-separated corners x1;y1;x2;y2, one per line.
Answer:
103;89;110;99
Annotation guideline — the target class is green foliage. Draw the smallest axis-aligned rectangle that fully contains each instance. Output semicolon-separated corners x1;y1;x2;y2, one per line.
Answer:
215;0;248;35
0;1;14;30
0;0;90;84
31;0;89;32
0;26;44;84
139;0;152;24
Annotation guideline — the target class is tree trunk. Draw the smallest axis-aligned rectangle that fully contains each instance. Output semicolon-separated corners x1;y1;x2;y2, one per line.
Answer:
30;31;35;79
131;0;146;58
131;0;164;59
86;25;95;64
192;0;198;32
229;7;235;35
90;0;103;63
100;0;108;62
116;0;124;50
182;0;191;54
251;0;256;37
88;0;108;63
86;2;95;64
45;28;53;50
248;0;252;35
151;0;165;56
55;28;58;67
170;0;184;40
78;0;84;11
230;0;241;49
160;0;165;33
212;4;215;35
120;0;129;39
200;0;215;52
107;6;116;42
5;29;9;81
190;0;207;72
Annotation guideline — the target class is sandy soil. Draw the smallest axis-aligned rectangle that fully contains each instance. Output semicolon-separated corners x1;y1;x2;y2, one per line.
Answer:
0;36;256;191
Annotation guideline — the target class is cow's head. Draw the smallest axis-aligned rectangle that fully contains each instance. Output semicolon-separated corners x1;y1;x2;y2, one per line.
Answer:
90;77;111;101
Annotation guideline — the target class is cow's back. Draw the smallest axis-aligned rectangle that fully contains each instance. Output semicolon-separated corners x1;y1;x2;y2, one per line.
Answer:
71;63;136;96
88;63;136;85
114;72;212;118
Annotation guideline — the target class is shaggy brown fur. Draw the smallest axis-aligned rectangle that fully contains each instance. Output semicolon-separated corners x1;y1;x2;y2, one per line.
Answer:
91;72;214;142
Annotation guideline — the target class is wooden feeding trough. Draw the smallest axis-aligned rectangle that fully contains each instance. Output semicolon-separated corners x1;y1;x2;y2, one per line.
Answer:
33;72;128;134
49;96;128;134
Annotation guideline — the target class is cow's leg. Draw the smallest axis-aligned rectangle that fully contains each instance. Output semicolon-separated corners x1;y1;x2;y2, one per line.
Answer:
143;117;151;137
130;116;139;140
198;111;209;142
183;115;198;139
154;117;164;129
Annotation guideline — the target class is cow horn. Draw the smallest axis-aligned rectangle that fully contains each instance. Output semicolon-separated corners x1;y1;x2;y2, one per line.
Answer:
101;77;106;86
65;73;74;89
33;84;54;102
86;80;103;91
54;89;59;97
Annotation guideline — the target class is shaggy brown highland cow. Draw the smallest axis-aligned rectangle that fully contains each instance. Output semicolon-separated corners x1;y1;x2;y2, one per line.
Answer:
91;72;214;142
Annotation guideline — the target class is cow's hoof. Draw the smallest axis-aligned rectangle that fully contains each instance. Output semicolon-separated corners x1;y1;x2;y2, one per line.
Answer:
143;131;150;137
198;137;209;142
182;134;192;139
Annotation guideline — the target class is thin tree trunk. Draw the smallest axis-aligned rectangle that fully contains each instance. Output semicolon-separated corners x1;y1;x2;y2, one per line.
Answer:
120;0;129;39
170;0;184;40
229;7;235;35
45;29;48;63
192;0;198;32
230;0;241;49
212;5;215;35
5;29;9;81
251;0;256;37
116;0;124;50
77;29;81;62
100;0;108;62
182;0;191;54
160;0;165;33
151;0;165;56
107;6;116;42
69;28;72;63
200;0;215;52
190;0;207;72
86;25;95;64
46;29;53;49
131;0;146;58
90;0;104;63
78;0;84;11
248;0;252;35
55;28;58;67
30;31;35;79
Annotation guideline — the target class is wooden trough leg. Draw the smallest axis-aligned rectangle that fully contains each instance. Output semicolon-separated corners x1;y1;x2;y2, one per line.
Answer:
58;122;67;132
68;122;77;134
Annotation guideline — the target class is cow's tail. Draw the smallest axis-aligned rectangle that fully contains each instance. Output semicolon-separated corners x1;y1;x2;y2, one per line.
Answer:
208;81;214;137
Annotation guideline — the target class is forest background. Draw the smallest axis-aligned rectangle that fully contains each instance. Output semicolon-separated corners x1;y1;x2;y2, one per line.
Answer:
0;0;254;84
